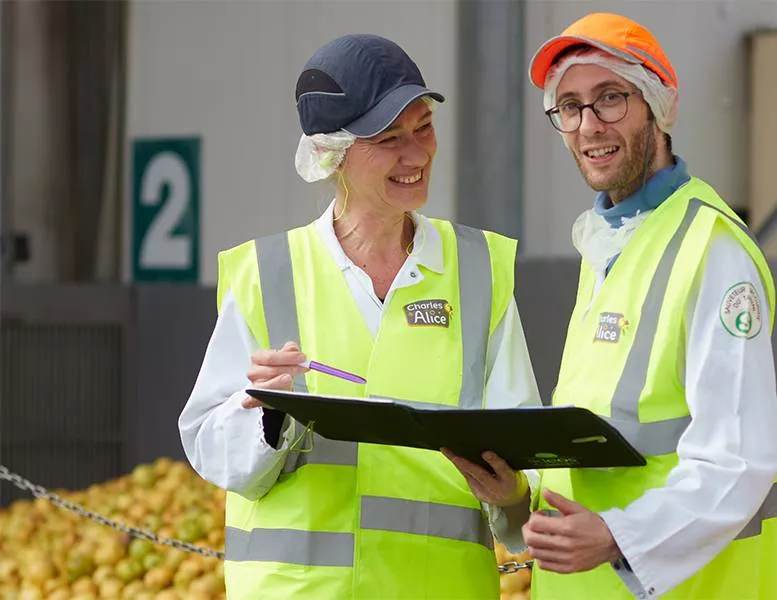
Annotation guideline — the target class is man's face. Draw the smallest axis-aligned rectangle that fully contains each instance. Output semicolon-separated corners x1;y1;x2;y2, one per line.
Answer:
340;99;437;215
554;64;657;201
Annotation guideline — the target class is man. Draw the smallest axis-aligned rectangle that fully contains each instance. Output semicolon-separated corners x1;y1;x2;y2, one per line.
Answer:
446;12;777;599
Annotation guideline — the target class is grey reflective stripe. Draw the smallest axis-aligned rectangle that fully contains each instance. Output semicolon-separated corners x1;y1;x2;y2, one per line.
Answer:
605;416;691;457
225;526;353;566
224;495;496;563
605;198;760;456
255;233;308;393
452;224;492;409
693;199;763;248
625;44;674;83
605;200;703;455
735;482;777;540
296;434;358;467
361;496;493;549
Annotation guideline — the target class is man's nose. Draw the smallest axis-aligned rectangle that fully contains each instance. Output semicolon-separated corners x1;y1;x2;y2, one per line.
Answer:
578;105;606;137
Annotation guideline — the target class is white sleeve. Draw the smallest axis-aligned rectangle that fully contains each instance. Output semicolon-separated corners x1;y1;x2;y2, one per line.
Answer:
600;230;777;597
484;298;543;410
483;298;543;551
178;290;296;500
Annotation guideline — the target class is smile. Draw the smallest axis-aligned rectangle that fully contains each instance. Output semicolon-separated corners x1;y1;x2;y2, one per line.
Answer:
389;172;423;184
584;146;619;159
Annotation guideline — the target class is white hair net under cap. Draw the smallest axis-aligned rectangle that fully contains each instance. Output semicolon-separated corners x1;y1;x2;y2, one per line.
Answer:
294;131;356;183
543;49;679;133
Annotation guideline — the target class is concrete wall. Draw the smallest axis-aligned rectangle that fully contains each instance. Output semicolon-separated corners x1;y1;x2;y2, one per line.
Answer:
125;0;459;285
522;0;777;257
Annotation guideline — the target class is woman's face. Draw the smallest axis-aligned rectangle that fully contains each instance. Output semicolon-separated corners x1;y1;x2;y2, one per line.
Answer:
340;98;436;214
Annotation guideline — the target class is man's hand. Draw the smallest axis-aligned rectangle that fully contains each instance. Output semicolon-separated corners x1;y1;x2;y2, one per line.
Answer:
441;449;528;506
522;488;621;573
242;341;307;409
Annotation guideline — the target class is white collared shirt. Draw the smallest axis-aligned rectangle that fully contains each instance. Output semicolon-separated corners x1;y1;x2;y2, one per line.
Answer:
178;201;542;501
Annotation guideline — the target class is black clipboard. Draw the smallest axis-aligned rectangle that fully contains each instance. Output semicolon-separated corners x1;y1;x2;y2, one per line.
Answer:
246;388;646;470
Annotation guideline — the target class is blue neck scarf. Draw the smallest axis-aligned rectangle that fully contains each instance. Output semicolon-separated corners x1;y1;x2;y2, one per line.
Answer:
594;155;690;228
593;155;690;275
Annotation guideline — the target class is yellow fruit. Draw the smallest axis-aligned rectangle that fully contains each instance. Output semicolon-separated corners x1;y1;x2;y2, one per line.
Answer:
176;558;202;580
66;554;95;583
71;577;98;595
171;568;196;591
98;577;124;598
207;529;224;547
0;558;18;582
93;539;126;567
91;565;113;585
140;514;162;533
496;541;532;600
115;495;133;512
114;559;143;584
141;553;163;572
0;461;228;597
126;504;147;523
190;573;222;596
163;549;186;571
130;465;157;489
18;585;43;600
153;457;174;476
157;526;174;539
41;578;66;595
21;557;55;586
127;539;154;562
143;567;173;591
119;580;145;599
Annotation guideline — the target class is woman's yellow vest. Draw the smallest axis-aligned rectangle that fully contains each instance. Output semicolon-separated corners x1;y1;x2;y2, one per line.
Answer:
216;218;518;599
534;178;777;599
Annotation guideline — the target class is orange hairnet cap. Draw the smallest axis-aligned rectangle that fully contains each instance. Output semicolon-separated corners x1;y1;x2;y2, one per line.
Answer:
529;13;678;90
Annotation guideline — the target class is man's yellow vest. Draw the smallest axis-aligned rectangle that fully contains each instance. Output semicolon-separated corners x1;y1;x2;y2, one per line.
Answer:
216;218;518;599
533;177;777;599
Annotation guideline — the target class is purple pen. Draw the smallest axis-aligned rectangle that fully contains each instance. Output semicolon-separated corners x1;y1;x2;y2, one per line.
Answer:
300;359;367;384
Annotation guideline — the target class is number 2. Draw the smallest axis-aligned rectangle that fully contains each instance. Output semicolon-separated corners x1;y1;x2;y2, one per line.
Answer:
139;152;192;269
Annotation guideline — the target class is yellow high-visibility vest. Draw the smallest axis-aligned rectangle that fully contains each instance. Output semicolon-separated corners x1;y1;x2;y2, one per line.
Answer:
534;177;777;599
217;218;518;599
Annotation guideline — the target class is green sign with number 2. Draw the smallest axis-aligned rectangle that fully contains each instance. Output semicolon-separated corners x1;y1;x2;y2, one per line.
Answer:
132;137;200;282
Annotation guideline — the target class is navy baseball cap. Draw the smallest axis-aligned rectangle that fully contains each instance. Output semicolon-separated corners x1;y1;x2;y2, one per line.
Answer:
295;34;445;138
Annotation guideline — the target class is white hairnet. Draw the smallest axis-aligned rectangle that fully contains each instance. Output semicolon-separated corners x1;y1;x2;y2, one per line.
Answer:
294;131;356;183
543;49;679;133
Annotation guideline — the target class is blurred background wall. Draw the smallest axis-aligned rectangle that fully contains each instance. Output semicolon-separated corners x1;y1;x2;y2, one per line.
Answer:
2;0;777;501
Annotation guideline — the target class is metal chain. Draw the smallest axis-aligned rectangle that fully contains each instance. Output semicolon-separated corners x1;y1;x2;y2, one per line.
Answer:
0;464;224;559
498;560;534;573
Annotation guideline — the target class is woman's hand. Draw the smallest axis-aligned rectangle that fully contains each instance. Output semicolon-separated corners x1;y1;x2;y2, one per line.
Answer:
242;341;307;408
441;449;528;506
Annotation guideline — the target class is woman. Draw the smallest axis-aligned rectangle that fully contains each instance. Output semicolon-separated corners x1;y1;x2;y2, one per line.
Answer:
179;33;540;600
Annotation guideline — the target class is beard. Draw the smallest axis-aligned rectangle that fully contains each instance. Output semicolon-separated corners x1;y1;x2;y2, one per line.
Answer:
574;123;657;203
